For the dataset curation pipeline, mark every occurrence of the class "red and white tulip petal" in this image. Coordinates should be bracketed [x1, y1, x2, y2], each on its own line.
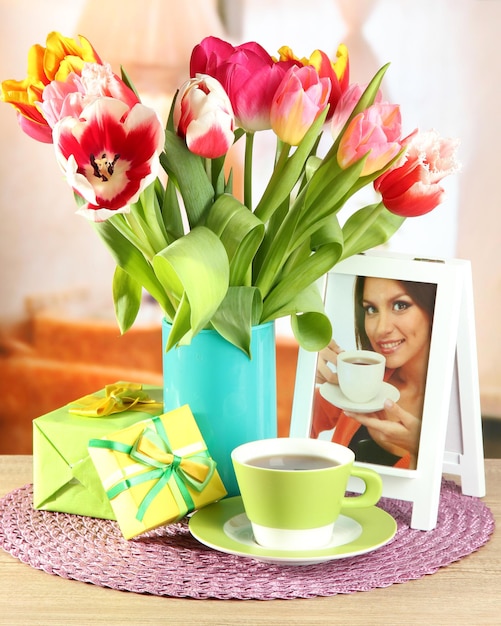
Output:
[174, 74, 234, 158]
[185, 109, 235, 158]
[53, 97, 163, 221]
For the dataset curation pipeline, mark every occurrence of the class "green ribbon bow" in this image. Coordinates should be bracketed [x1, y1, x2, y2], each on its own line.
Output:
[89, 416, 216, 521]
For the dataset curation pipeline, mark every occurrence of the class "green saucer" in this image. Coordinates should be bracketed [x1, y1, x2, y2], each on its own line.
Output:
[189, 496, 397, 565]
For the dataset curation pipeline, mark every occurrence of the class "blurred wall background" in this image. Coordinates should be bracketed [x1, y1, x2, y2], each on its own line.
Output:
[0, 0, 500, 418]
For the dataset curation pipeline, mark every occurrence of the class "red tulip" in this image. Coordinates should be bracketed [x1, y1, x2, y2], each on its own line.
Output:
[374, 130, 460, 217]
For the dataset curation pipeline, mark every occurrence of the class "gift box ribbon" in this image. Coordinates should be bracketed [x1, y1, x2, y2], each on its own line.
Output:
[69, 383, 163, 417]
[89, 416, 216, 521]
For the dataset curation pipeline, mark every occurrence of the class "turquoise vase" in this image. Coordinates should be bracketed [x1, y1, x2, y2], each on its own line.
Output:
[162, 319, 277, 496]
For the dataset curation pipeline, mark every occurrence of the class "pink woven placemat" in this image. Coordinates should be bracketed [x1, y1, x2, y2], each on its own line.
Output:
[0, 480, 494, 600]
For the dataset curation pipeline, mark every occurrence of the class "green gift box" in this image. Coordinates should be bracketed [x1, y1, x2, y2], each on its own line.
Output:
[33, 382, 164, 519]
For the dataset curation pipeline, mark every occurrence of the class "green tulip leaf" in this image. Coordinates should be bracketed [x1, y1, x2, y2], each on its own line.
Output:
[120, 66, 140, 99]
[92, 218, 174, 319]
[341, 203, 405, 260]
[251, 196, 290, 280]
[210, 286, 263, 356]
[254, 107, 329, 223]
[297, 156, 367, 243]
[165, 293, 195, 349]
[161, 176, 185, 242]
[160, 130, 214, 228]
[310, 215, 344, 251]
[152, 226, 230, 349]
[254, 198, 303, 297]
[112, 265, 143, 334]
[291, 311, 333, 351]
[129, 183, 170, 253]
[262, 242, 342, 321]
[261, 282, 332, 351]
[305, 155, 322, 181]
[254, 157, 363, 298]
[351, 64, 390, 119]
[206, 194, 265, 285]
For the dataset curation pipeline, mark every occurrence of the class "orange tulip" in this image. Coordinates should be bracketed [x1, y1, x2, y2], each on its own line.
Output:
[1, 31, 101, 142]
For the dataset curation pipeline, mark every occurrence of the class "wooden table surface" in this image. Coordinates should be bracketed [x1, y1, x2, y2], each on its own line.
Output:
[0, 456, 498, 626]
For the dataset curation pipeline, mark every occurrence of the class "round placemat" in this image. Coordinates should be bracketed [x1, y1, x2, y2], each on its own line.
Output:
[0, 480, 494, 600]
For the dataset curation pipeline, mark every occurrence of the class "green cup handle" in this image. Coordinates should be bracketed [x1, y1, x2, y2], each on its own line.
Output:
[341, 465, 383, 509]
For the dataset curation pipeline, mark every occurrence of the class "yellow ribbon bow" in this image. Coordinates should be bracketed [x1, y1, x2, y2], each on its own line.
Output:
[69, 382, 163, 417]
[135, 434, 212, 485]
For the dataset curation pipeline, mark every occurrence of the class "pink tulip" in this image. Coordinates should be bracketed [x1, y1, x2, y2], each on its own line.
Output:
[331, 83, 383, 140]
[190, 36, 236, 79]
[337, 103, 403, 176]
[174, 74, 235, 159]
[277, 44, 350, 121]
[16, 112, 54, 143]
[270, 65, 331, 145]
[41, 63, 139, 131]
[40, 73, 87, 128]
[53, 97, 164, 221]
[374, 130, 460, 217]
[190, 36, 296, 131]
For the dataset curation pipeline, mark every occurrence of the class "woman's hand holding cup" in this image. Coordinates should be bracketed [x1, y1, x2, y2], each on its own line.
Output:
[316, 340, 344, 385]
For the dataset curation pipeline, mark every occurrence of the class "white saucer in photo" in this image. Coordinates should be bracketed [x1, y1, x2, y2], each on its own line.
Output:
[319, 382, 400, 414]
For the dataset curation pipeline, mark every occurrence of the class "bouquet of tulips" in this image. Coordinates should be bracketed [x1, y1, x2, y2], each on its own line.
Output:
[1, 32, 459, 355]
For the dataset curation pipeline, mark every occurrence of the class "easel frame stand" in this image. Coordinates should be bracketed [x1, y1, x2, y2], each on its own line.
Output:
[290, 252, 485, 530]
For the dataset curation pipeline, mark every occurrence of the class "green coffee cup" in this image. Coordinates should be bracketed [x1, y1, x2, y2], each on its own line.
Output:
[231, 437, 383, 550]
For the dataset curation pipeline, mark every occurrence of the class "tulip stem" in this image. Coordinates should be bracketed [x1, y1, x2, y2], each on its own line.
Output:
[112, 212, 156, 261]
[244, 131, 255, 210]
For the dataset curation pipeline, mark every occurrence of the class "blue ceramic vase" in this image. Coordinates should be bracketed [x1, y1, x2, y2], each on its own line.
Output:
[162, 319, 277, 496]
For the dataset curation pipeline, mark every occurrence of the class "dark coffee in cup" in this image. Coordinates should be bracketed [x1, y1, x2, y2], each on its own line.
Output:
[343, 357, 381, 366]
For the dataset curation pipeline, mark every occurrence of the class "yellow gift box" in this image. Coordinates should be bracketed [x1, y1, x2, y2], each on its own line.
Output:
[88, 404, 227, 539]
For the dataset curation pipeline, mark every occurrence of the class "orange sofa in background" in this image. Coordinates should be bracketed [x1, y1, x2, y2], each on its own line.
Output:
[0, 313, 299, 454]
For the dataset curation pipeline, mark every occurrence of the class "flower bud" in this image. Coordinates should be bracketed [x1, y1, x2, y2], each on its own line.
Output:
[270, 65, 331, 146]
[337, 103, 402, 176]
[174, 74, 235, 159]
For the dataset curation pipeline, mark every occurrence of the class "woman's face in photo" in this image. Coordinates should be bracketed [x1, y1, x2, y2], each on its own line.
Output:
[362, 278, 432, 370]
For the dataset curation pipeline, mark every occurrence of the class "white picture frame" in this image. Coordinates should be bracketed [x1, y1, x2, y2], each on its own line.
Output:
[290, 251, 485, 530]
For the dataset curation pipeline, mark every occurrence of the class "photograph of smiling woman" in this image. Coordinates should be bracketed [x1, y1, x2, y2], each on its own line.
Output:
[311, 276, 437, 471]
